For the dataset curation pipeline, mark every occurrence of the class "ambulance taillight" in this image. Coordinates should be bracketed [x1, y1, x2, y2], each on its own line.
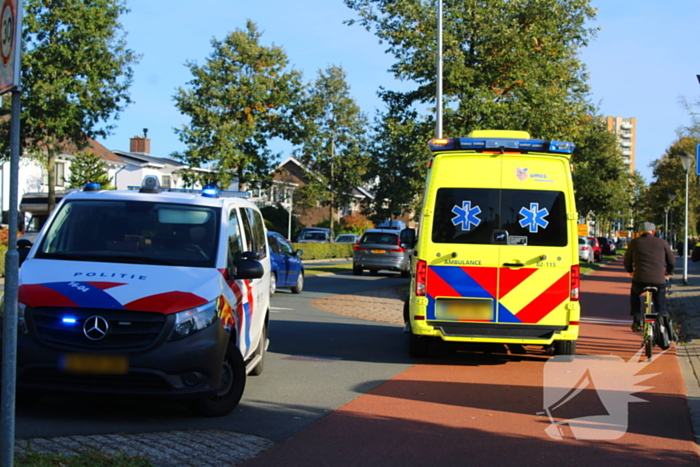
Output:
[415, 260, 427, 296]
[570, 265, 580, 301]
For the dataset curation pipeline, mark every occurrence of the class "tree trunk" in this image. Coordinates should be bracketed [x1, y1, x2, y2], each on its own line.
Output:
[47, 149, 56, 214]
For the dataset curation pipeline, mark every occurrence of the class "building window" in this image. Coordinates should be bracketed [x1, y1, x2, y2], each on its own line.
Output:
[162, 175, 171, 188]
[43, 162, 65, 187]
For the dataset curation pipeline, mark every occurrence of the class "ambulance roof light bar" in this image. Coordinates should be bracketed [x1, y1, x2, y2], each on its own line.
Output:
[428, 137, 575, 154]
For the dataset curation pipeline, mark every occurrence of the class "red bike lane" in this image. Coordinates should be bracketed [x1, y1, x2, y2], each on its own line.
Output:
[242, 260, 699, 467]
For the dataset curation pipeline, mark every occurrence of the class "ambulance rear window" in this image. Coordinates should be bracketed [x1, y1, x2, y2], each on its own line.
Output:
[432, 188, 567, 246]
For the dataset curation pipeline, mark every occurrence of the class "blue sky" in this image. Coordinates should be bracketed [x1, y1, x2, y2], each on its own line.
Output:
[100, 0, 700, 183]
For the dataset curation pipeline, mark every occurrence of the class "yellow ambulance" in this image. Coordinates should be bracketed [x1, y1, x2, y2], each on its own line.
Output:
[401, 130, 580, 358]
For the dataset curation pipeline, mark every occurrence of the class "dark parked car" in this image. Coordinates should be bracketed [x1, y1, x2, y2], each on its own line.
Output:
[597, 237, 617, 255]
[353, 228, 412, 277]
[267, 231, 304, 295]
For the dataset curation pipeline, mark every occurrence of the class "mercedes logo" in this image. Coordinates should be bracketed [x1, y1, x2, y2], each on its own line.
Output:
[83, 316, 109, 341]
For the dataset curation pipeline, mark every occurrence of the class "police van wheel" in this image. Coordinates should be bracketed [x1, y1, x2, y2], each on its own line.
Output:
[353, 265, 363, 275]
[291, 272, 304, 294]
[553, 340, 576, 359]
[409, 333, 430, 358]
[193, 342, 246, 417]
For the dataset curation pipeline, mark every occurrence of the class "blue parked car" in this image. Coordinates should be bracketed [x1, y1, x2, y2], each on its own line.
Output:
[267, 231, 304, 296]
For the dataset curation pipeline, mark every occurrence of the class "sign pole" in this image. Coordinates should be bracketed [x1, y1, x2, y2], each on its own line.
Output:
[0, 1, 22, 466]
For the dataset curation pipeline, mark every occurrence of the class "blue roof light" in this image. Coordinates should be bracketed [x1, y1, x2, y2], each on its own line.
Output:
[201, 184, 219, 198]
[83, 182, 101, 192]
[548, 140, 576, 154]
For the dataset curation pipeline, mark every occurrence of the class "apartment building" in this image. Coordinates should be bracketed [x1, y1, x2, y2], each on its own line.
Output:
[605, 116, 636, 173]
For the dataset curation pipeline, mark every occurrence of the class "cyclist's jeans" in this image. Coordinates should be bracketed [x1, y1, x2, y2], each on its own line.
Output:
[630, 281, 667, 317]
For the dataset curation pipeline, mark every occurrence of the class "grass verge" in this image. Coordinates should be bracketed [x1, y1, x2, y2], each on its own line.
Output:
[15, 449, 152, 467]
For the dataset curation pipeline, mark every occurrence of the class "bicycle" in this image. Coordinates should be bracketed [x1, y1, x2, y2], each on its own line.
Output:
[639, 286, 658, 360]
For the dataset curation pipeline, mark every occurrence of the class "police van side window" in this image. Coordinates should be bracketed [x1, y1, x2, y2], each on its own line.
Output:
[228, 208, 244, 273]
[432, 188, 567, 246]
[241, 207, 267, 260]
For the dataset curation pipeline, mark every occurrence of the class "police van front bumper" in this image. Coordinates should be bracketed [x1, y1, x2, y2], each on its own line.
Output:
[15, 319, 230, 400]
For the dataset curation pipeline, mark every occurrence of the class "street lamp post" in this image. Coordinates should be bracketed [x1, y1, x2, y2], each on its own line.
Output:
[669, 192, 677, 245]
[664, 205, 670, 241]
[680, 153, 693, 285]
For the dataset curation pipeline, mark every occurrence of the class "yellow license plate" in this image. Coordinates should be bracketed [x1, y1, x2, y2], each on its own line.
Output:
[435, 298, 494, 321]
[371, 250, 386, 254]
[60, 353, 129, 375]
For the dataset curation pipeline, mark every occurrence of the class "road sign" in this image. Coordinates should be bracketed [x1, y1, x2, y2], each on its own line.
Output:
[0, 0, 20, 94]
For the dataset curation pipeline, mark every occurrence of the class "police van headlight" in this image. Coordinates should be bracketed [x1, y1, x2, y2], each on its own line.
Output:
[168, 300, 218, 341]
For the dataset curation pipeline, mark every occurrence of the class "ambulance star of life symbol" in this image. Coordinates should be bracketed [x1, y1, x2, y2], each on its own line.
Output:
[451, 201, 481, 231]
[540, 350, 662, 440]
[519, 202, 549, 233]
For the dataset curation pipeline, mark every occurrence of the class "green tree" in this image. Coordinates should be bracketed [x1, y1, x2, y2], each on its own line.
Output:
[295, 65, 369, 234]
[0, 0, 138, 212]
[570, 116, 629, 230]
[363, 90, 430, 223]
[345, 0, 597, 139]
[642, 137, 700, 241]
[66, 151, 113, 189]
[173, 20, 304, 190]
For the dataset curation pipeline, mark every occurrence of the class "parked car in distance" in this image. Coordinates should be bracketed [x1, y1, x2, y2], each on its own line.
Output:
[587, 236, 602, 262]
[597, 237, 617, 255]
[578, 236, 594, 263]
[334, 233, 360, 244]
[296, 227, 333, 243]
[353, 228, 412, 277]
[267, 231, 304, 295]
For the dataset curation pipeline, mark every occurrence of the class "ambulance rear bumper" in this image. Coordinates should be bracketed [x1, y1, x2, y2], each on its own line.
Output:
[426, 321, 569, 342]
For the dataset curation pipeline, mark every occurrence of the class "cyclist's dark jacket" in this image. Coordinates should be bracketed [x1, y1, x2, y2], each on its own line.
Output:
[624, 233, 675, 283]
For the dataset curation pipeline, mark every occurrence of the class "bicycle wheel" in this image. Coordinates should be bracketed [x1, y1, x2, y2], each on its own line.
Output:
[645, 322, 653, 360]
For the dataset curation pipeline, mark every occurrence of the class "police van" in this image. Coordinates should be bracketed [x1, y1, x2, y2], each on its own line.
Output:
[402, 130, 580, 358]
[11, 176, 271, 416]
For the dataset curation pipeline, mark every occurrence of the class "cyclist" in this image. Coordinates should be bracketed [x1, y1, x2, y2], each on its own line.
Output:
[624, 222, 675, 331]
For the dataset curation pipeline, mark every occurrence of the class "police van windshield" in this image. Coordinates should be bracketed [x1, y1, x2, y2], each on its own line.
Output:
[35, 200, 220, 268]
[431, 188, 567, 246]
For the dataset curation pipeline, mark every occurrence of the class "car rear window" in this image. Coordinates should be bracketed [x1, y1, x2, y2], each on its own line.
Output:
[361, 232, 399, 245]
[431, 188, 568, 247]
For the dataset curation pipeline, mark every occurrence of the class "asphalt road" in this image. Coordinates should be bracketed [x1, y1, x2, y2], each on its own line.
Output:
[14, 272, 413, 443]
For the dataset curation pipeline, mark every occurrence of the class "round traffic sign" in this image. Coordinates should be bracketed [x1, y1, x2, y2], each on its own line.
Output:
[1, 0, 14, 67]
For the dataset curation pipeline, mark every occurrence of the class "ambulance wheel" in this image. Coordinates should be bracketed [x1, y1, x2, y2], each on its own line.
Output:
[193, 342, 246, 417]
[269, 272, 277, 296]
[553, 340, 576, 360]
[250, 320, 268, 376]
[291, 272, 304, 294]
[353, 265, 363, 275]
[409, 333, 430, 358]
[403, 301, 410, 324]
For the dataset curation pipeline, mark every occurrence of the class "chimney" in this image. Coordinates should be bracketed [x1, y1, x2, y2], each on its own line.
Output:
[130, 129, 150, 154]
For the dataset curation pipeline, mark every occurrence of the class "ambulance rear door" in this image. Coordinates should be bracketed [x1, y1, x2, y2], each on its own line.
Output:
[495, 155, 573, 327]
